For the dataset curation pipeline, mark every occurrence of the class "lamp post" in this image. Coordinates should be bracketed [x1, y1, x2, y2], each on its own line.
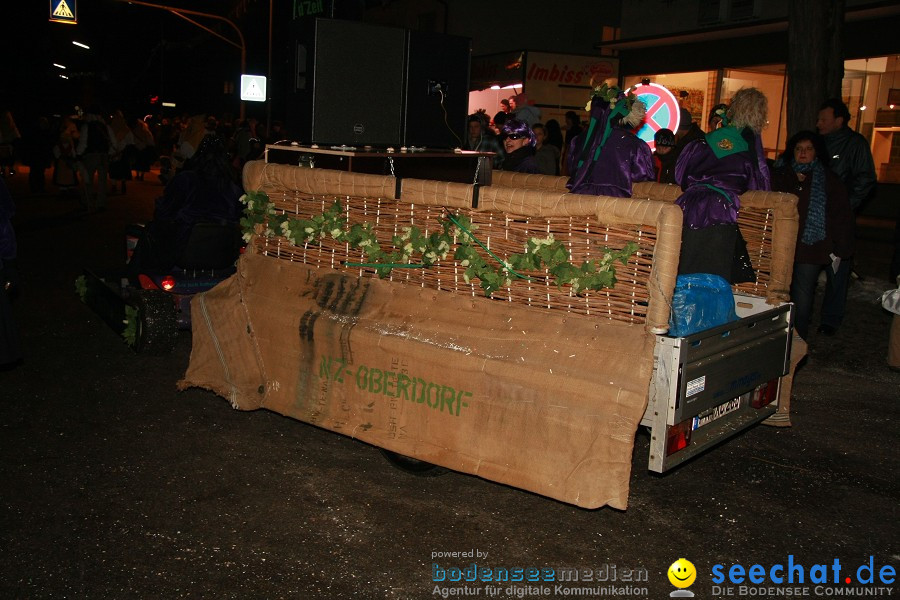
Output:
[112, 0, 247, 120]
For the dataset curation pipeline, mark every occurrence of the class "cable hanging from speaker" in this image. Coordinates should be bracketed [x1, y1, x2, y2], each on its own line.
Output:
[439, 90, 464, 147]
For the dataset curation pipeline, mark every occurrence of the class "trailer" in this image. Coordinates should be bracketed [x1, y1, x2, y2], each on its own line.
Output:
[179, 158, 802, 510]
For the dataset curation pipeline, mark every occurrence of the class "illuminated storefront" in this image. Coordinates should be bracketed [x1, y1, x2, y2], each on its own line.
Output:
[599, 2, 900, 177]
[620, 57, 900, 181]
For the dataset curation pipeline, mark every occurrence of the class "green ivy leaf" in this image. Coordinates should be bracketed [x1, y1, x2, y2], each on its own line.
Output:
[74, 275, 87, 302]
[122, 305, 138, 347]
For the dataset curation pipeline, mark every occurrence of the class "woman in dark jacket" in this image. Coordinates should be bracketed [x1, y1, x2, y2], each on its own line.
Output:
[772, 130, 854, 340]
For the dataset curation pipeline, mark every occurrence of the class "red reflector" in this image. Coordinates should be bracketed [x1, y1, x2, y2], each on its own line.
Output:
[666, 420, 693, 456]
[137, 274, 159, 290]
[751, 379, 779, 409]
[161, 275, 176, 291]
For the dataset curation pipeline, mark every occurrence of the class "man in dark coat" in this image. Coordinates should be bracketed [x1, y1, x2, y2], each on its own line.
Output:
[815, 98, 877, 335]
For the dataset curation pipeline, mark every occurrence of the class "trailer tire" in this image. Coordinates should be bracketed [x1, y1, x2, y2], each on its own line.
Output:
[379, 450, 448, 477]
[133, 290, 177, 355]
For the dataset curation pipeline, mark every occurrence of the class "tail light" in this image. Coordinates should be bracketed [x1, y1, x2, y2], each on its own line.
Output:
[751, 379, 779, 409]
[666, 420, 693, 455]
[161, 275, 176, 291]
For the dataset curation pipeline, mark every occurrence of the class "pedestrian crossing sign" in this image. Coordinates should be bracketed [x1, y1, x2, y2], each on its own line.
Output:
[240, 75, 267, 102]
[50, 0, 77, 24]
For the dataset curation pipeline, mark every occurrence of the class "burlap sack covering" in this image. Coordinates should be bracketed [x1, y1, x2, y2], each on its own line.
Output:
[179, 162, 688, 509]
[183, 252, 658, 509]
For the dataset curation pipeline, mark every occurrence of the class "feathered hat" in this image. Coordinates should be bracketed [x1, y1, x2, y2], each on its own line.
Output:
[573, 83, 646, 170]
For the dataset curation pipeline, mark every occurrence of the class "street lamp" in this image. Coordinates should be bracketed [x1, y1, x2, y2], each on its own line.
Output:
[112, 0, 247, 119]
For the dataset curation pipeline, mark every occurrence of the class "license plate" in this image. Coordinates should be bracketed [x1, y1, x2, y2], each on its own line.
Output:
[692, 397, 742, 430]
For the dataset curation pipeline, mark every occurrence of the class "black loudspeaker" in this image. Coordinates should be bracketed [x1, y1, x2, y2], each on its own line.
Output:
[311, 19, 406, 146]
[403, 31, 471, 148]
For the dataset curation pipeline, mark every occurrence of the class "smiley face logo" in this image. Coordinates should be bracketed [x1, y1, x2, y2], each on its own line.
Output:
[668, 558, 696, 588]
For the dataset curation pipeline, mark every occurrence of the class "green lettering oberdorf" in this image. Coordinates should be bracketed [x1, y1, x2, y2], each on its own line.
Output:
[319, 356, 471, 416]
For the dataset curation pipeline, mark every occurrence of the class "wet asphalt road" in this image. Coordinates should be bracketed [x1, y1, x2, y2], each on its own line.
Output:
[1, 169, 898, 599]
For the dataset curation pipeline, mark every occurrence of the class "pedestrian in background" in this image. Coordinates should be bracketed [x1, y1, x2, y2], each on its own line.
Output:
[131, 117, 157, 182]
[815, 98, 878, 336]
[707, 103, 728, 132]
[0, 110, 21, 177]
[772, 130, 854, 340]
[531, 123, 560, 176]
[0, 176, 20, 368]
[561, 111, 583, 176]
[52, 117, 79, 193]
[22, 116, 54, 194]
[108, 110, 135, 195]
[510, 93, 542, 127]
[652, 128, 677, 184]
[464, 113, 504, 169]
[544, 119, 564, 153]
[75, 107, 112, 213]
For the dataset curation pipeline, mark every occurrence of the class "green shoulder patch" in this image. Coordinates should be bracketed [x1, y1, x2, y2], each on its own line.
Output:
[706, 126, 748, 159]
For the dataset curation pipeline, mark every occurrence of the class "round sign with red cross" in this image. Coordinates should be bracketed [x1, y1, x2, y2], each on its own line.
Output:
[625, 82, 681, 151]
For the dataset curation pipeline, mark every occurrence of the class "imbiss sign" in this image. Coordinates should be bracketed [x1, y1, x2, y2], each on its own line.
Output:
[470, 51, 618, 115]
[524, 52, 618, 112]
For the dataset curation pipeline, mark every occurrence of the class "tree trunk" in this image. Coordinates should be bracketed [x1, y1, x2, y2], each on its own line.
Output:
[787, 0, 845, 137]
[825, 0, 846, 99]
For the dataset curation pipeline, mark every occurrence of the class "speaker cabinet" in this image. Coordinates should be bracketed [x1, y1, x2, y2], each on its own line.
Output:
[403, 30, 471, 148]
[311, 19, 406, 146]
[286, 19, 471, 149]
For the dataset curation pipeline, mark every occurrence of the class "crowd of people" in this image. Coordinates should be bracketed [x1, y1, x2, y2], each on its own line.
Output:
[0, 105, 262, 368]
[463, 94, 570, 175]
[0, 107, 283, 212]
[469, 85, 890, 358]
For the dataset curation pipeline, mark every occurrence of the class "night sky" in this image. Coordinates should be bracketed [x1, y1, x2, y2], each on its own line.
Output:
[3, 0, 620, 136]
[4, 1, 249, 127]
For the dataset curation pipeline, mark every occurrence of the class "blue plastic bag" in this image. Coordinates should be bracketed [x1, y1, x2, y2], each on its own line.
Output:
[668, 273, 738, 337]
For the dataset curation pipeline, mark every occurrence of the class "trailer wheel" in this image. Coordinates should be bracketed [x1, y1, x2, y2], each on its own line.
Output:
[133, 290, 177, 355]
[380, 450, 448, 477]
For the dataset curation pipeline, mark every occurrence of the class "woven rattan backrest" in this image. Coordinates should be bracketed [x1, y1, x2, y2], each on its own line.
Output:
[490, 170, 569, 191]
[632, 182, 798, 303]
[483, 177, 799, 304]
[244, 161, 683, 333]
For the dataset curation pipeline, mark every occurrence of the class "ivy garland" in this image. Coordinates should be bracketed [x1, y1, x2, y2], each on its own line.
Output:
[239, 191, 637, 297]
[122, 305, 138, 347]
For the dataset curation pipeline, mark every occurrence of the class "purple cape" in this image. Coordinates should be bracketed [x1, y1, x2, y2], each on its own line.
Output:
[566, 98, 654, 198]
[674, 133, 770, 229]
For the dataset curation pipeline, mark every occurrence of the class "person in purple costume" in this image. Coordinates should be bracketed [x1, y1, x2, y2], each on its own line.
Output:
[674, 87, 770, 282]
[499, 119, 540, 174]
[566, 83, 654, 198]
[674, 87, 770, 229]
